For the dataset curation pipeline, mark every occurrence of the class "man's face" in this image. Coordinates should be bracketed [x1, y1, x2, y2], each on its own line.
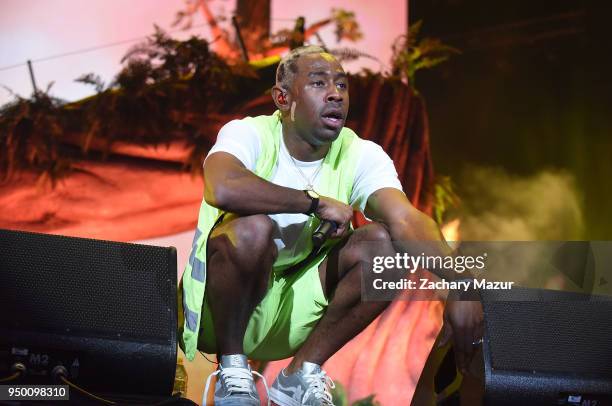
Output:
[289, 53, 349, 146]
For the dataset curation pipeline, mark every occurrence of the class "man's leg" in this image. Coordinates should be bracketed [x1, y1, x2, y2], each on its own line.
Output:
[205, 213, 277, 355]
[287, 222, 395, 372]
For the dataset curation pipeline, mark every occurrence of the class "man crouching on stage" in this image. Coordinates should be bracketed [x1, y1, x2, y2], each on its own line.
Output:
[178, 45, 483, 406]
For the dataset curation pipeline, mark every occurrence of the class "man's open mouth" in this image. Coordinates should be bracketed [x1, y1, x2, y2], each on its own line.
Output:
[321, 110, 344, 129]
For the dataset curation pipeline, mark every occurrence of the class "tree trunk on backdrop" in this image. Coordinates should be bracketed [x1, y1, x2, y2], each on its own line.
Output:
[235, 0, 271, 57]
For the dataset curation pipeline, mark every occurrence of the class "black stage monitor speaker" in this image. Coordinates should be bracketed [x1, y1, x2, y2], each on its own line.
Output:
[481, 287, 612, 406]
[0, 228, 177, 398]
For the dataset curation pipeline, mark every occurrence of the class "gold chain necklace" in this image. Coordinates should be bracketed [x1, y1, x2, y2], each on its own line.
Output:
[286, 148, 324, 192]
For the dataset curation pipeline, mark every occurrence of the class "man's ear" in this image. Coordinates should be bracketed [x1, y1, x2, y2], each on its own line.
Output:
[271, 85, 291, 111]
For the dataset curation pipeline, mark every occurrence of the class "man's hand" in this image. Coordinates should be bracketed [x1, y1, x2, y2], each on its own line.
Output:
[439, 300, 484, 374]
[315, 196, 354, 237]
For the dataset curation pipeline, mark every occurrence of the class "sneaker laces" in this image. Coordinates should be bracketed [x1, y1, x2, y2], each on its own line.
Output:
[303, 370, 335, 406]
[203, 366, 270, 406]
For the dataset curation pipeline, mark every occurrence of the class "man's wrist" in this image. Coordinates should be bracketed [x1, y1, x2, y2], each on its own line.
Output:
[303, 190, 320, 215]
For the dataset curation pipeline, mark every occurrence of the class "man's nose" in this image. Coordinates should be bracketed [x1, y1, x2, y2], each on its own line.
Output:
[326, 86, 343, 102]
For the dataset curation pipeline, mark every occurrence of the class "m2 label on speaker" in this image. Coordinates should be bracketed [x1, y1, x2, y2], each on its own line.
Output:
[28, 353, 49, 367]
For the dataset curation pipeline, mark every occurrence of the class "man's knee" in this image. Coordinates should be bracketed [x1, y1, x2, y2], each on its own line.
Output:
[211, 214, 277, 259]
[234, 214, 276, 248]
[343, 222, 393, 267]
[356, 222, 392, 243]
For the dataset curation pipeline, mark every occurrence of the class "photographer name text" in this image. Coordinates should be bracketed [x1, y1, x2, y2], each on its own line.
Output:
[372, 278, 514, 291]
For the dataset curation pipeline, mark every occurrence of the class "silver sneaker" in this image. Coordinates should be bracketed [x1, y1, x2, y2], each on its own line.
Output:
[270, 362, 335, 406]
[203, 354, 269, 406]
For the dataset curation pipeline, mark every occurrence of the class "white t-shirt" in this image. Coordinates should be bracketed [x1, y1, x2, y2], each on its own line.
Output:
[206, 119, 403, 263]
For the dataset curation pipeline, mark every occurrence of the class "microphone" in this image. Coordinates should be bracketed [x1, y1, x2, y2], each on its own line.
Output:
[312, 220, 338, 249]
[284, 220, 339, 277]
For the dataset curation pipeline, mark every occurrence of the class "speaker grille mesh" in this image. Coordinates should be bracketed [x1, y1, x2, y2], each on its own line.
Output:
[483, 294, 612, 377]
[0, 229, 174, 342]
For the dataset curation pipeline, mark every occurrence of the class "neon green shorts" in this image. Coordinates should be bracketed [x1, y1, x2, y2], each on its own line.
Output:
[198, 253, 330, 361]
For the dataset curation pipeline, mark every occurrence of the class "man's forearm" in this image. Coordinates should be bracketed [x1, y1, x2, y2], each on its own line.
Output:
[205, 166, 311, 215]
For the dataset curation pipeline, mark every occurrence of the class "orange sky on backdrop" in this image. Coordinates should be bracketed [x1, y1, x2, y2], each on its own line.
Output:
[0, 0, 405, 106]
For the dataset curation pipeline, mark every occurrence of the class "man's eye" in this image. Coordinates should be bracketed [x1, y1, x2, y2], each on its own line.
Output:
[312, 81, 325, 87]
[337, 82, 347, 89]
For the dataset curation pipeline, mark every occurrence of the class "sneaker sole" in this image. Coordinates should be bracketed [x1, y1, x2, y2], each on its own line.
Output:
[213, 397, 260, 406]
[269, 387, 301, 406]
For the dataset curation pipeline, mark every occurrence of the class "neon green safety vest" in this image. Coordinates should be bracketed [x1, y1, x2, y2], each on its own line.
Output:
[179, 110, 364, 361]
